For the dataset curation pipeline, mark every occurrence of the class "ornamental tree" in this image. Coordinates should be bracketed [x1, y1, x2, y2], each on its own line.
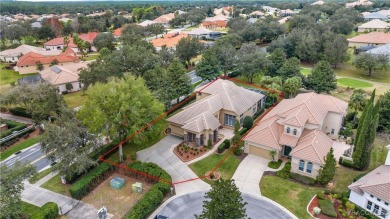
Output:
[305, 61, 337, 94]
[316, 147, 336, 185]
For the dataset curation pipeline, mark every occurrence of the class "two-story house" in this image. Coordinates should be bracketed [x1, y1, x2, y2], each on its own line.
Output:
[348, 145, 390, 219]
[244, 92, 348, 179]
[167, 79, 265, 147]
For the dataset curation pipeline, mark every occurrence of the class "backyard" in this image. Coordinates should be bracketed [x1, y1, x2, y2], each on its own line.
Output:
[63, 91, 87, 108]
[337, 78, 373, 88]
[189, 152, 240, 185]
[0, 63, 38, 86]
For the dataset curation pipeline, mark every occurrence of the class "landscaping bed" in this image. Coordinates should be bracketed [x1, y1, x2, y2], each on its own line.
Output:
[174, 143, 210, 162]
[82, 173, 152, 219]
[268, 159, 282, 169]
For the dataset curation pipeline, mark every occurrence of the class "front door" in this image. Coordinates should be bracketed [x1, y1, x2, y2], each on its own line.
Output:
[283, 146, 292, 157]
[200, 134, 204, 145]
[188, 132, 196, 142]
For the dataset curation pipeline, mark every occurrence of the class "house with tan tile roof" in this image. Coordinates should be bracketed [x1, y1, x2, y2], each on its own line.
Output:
[150, 32, 188, 51]
[153, 13, 175, 27]
[244, 92, 348, 179]
[348, 145, 390, 219]
[348, 32, 390, 48]
[358, 19, 390, 32]
[167, 79, 265, 147]
[44, 32, 99, 53]
[0, 45, 62, 63]
[39, 62, 88, 93]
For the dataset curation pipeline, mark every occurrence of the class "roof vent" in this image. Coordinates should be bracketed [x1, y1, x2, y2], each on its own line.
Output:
[50, 65, 62, 74]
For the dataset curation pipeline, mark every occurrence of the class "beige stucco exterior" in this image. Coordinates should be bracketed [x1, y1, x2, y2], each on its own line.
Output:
[15, 62, 75, 74]
[358, 27, 389, 32]
[244, 141, 280, 160]
[348, 41, 387, 48]
[290, 157, 321, 179]
[321, 112, 344, 139]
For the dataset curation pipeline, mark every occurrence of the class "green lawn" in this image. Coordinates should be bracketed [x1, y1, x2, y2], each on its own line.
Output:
[63, 91, 87, 108]
[29, 167, 53, 184]
[334, 63, 390, 84]
[83, 53, 99, 61]
[41, 174, 71, 197]
[189, 152, 240, 185]
[0, 63, 38, 85]
[300, 68, 311, 76]
[0, 137, 40, 161]
[21, 201, 45, 218]
[337, 78, 373, 88]
[260, 176, 321, 219]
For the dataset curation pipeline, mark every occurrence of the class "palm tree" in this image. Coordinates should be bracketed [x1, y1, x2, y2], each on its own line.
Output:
[269, 150, 277, 161]
[283, 76, 302, 98]
[349, 89, 367, 122]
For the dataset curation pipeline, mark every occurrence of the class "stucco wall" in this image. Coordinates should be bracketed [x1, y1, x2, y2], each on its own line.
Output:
[169, 124, 184, 137]
[44, 45, 64, 50]
[58, 82, 82, 93]
[349, 190, 367, 208]
[244, 140, 281, 160]
[290, 157, 320, 179]
[350, 191, 390, 219]
[321, 112, 343, 139]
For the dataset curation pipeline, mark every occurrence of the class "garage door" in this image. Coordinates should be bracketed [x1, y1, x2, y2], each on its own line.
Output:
[249, 145, 272, 160]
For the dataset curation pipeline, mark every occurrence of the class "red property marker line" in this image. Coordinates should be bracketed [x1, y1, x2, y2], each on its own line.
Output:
[99, 76, 284, 185]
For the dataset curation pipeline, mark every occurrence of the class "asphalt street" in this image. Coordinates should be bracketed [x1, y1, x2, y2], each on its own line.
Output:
[155, 191, 295, 219]
[1, 143, 52, 172]
[188, 70, 202, 84]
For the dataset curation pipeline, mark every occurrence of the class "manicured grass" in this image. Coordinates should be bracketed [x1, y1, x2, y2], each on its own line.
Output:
[0, 137, 40, 161]
[21, 201, 44, 219]
[189, 152, 240, 185]
[337, 78, 373, 88]
[0, 63, 38, 85]
[334, 63, 390, 84]
[83, 53, 99, 61]
[29, 167, 53, 184]
[41, 174, 71, 197]
[300, 68, 311, 76]
[260, 175, 321, 219]
[267, 160, 283, 169]
[63, 91, 87, 108]
[185, 24, 200, 31]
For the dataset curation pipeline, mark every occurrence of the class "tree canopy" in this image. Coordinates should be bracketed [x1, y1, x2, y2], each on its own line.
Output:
[305, 61, 336, 94]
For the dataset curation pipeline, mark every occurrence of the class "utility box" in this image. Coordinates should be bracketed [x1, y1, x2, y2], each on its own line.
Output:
[132, 182, 143, 193]
[110, 177, 125, 189]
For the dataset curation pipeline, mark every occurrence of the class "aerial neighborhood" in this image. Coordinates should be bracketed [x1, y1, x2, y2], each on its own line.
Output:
[0, 1, 389, 219]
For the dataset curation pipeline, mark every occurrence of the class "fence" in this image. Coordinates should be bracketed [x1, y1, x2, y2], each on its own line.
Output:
[0, 125, 34, 144]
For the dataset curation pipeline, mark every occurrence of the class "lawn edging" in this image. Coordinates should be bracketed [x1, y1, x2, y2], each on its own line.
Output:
[306, 194, 317, 218]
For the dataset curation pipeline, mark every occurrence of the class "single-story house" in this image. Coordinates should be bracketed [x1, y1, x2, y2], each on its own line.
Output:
[278, 16, 291, 24]
[348, 145, 390, 219]
[346, 0, 373, 8]
[200, 20, 228, 30]
[262, 6, 279, 15]
[249, 11, 265, 18]
[0, 45, 61, 62]
[15, 48, 80, 74]
[363, 12, 388, 21]
[150, 32, 188, 51]
[204, 15, 230, 22]
[366, 44, 390, 61]
[348, 32, 390, 48]
[39, 62, 88, 93]
[278, 9, 295, 17]
[358, 19, 390, 32]
[43, 32, 99, 52]
[153, 13, 175, 27]
[311, 1, 325, 5]
[244, 93, 348, 179]
[185, 27, 221, 40]
[213, 7, 231, 16]
[138, 20, 156, 27]
[167, 79, 266, 147]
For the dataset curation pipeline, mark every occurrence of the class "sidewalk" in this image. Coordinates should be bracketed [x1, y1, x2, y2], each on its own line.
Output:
[0, 113, 33, 124]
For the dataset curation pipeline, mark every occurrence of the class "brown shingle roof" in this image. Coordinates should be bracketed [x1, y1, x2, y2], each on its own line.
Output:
[348, 32, 390, 44]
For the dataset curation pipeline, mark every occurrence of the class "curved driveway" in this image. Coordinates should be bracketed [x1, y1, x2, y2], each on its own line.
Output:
[153, 190, 296, 219]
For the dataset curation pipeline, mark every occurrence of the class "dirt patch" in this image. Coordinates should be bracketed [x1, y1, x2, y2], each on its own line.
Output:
[205, 171, 220, 181]
[82, 173, 152, 219]
[289, 190, 299, 200]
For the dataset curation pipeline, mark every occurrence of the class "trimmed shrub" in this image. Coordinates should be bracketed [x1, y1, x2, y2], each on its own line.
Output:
[218, 143, 225, 154]
[233, 147, 242, 156]
[267, 160, 282, 169]
[276, 162, 291, 179]
[223, 139, 230, 149]
[41, 202, 58, 219]
[69, 162, 113, 199]
[341, 159, 354, 168]
[290, 172, 315, 185]
[243, 116, 253, 130]
[0, 119, 28, 138]
[317, 191, 325, 200]
[318, 199, 337, 218]
[9, 107, 32, 118]
[239, 128, 248, 136]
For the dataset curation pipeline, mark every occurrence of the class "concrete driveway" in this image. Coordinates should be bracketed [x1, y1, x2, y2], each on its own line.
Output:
[152, 190, 296, 219]
[232, 154, 269, 196]
[137, 135, 210, 195]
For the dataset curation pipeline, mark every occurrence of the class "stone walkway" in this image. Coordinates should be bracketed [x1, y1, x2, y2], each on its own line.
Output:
[232, 154, 269, 196]
[137, 135, 210, 195]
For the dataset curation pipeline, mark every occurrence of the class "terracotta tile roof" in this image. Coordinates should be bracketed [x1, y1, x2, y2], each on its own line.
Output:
[244, 116, 283, 150]
[17, 51, 79, 67]
[0, 45, 61, 57]
[138, 20, 156, 27]
[282, 107, 309, 127]
[153, 13, 175, 24]
[79, 32, 99, 43]
[348, 165, 390, 203]
[358, 19, 390, 29]
[348, 32, 390, 44]
[290, 130, 333, 164]
[204, 15, 230, 22]
[182, 113, 221, 133]
[250, 11, 264, 16]
[279, 133, 300, 147]
[40, 62, 88, 85]
[202, 20, 228, 28]
[44, 32, 99, 47]
[113, 27, 123, 37]
[151, 33, 188, 48]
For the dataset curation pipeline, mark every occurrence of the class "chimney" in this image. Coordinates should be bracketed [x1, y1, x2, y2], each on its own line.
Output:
[386, 144, 390, 166]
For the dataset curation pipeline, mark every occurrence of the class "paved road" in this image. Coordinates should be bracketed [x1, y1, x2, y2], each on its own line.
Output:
[152, 190, 296, 219]
[1, 143, 52, 172]
[137, 135, 210, 195]
[232, 154, 269, 196]
[0, 113, 33, 124]
[188, 70, 202, 84]
[145, 25, 191, 41]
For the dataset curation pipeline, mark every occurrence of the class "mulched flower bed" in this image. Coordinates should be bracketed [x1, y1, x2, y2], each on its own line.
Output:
[308, 195, 366, 219]
[205, 171, 220, 181]
[174, 143, 210, 162]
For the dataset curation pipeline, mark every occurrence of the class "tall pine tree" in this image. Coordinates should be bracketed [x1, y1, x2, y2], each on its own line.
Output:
[316, 148, 336, 185]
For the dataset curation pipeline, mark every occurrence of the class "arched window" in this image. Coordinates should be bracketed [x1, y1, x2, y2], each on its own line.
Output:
[306, 162, 313, 173]
[287, 127, 290, 134]
[299, 160, 305, 171]
[293, 129, 297, 135]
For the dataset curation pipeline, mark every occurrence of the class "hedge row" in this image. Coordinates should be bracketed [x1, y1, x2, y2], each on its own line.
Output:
[0, 119, 27, 138]
[69, 162, 113, 199]
[9, 107, 32, 118]
[218, 143, 225, 154]
[41, 202, 59, 219]
[276, 162, 291, 179]
[319, 199, 337, 218]
[290, 172, 315, 185]
[338, 157, 354, 169]
[127, 161, 172, 219]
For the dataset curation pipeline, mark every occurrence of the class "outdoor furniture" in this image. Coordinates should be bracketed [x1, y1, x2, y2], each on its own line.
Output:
[132, 182, 143, 193]
[110, 177, 125, 189]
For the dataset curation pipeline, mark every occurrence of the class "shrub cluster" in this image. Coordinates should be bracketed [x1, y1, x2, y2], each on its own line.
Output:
[338, 157, 354, 168]
[9, 107, 32, 118]
[318, 199, 337, 218]
[127, 161, 172, 219]
[243, 116, 253, 130]
[290, 172, 316, 185]
[223, 139, 230, 149]
[276, 162, 291, 179]
[41, 202, 59, 219]
[0, 119, 27, 138]
[69, 162, 113, 199]
[217, 143, 225, 154]
[317, 191, 325, 200]
[267, 160, 282, 169]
